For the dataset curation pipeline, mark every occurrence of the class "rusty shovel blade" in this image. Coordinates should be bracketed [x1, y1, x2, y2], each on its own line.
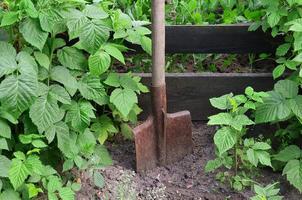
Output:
[133, 111, 193, 173]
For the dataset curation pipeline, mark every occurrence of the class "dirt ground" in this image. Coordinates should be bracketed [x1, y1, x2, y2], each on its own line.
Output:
[76, 123, 302, 200]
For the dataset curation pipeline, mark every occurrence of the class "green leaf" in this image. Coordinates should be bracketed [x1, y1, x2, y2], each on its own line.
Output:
[66, 9, 89, 39]
[282, 160, 302, 192]
[93, 172, 105, 188]
[1, 12, 19, 27]
[110, 88, 138, 117]
[29, 93, 62, 132]
[230, 115, 254, 131]
[120, 123, 133, 140]
[19, 18, 48, 51]
[288, 96, 302, 118]
[71, 183, 81, 192]
[104, 73, 120, 87]
[50, 66, 77, 96]
[34, 52, 50, 70]
[209, 94, 233, 110]
[78, 75, 107, 105]
[0, 155, 11, 177]
[45, 121, 69, 144]
[103, 43, 125, 64]
[58, 187, 75, 200]
[255, 91, 291, 123]
[49, 85, 71, 105]
[32, 140, 47, 148]
[39, 9, 63, 33]
[0, 190, 21, 200]
[256, 151, 272, 167]
[276, 43, 291, 56]
[93, 145, 112, 166]
[91, 115, 118, 144]
[274, 145, 302, 162]
[274, 80, 298, 99]
[9, 159, 30, 190]
[83, 5, 108, 19]
[273, 65, 285, 79]
[205, 158, 223, 172]
[140, 36, 152, 55]
[57, 47, 87, 70]
[20, 0, 38, 18]
[65, 101, 96, 132]
[47, 175, 62, 193]
[80, 19, 110, 54]
[0, 74, 37, 115]
[214, 127, 237, 155]
[208, 113, 232, 126]
[247, 149, 259, 167]
[253, 142, 271, 150]
[267, 12, 281, 27]
[0, 42, 17, 78]
[63, 159, 74, 172]
[88, 51, 111, 76]
[0, 119, 11, 139]
[0, 138, 9, 150]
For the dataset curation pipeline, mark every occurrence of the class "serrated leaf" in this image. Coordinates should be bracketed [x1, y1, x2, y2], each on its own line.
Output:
[140, 36, 152, 55]
[256, 151, 272, 167]
[0, 138, 9, 150]
[0, 42, 17, 78]
[110, 88, 138, 117]
[50, 66, 77, 96]
[230, 114, 254, 131]
[34, 52, 50, 70]
[253, 142, 271, 150]
[1, 11, 19, 27]
[19, 18, 48, 50]
[65, 101, 96, 132]
[282, 159, 302, 192]
[214, 127, 237, 155]
[80, 19, 110, 54]
[45, 121, 69, 144]
[103, 43, 125, 64]
[209, 94, 233, 110]
[83, 5, 108, 19]
[247, 149, 259, 167]
[120, 123, 133, 140]
[39, 9, 63, 33]
[274, 145, 302, 162]
[88, 51, 111, 76]
[0, 74, 37, 116]
[0, 189, 21, 200]
[208, 113, 232, 126]
[78, 75, 107, 105]
[288, 96, 302, 118]
[276, 43, 291, 56]
[274, 80, 298, 99]
[255, 91, 291, 123]
[58, 187, 75, 200]
[0, 155, 11, 177]
[0, 119, 11, 139]
[9, 159, 30, 190]
[104, 73, 120, 87]
[29, 93, 62, 132]
[66, 9, 90, 40]
[57, 47, 87, 70]
[205, 158, 223, 173]
[49, 85, 71, 105]
[91, 115, 118, 144]
[93, 145, 112, 166]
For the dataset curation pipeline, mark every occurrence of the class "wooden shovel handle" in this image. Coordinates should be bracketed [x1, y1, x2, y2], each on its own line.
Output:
[152, 0, 165, 87]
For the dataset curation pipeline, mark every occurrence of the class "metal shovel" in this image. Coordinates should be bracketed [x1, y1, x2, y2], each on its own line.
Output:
[133, 0, 193, 172]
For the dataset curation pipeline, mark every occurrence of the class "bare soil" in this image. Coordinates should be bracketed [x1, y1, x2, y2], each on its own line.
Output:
[76, 123, 302, 200]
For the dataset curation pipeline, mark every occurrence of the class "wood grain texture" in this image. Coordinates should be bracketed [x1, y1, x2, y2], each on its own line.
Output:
[137, 73, 275, 121]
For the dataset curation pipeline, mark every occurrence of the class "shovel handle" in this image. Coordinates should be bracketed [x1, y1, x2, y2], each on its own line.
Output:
[152, 0, 165, 87]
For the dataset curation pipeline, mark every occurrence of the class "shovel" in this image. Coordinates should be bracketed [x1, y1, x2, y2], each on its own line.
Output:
[133, 0, 193, 172]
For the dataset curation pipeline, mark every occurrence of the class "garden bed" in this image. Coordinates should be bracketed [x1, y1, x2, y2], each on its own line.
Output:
[138, 73, 275, 120]
[76, 123, 302, 200]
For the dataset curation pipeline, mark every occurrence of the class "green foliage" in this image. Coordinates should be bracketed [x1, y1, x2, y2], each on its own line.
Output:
[0, 0, 150, 198]
[251, 183, 283, 200]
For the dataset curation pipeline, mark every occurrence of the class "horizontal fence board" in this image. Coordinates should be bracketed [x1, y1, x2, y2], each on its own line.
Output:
[137, 73, 274, 121]
[129, 24, 281, 54]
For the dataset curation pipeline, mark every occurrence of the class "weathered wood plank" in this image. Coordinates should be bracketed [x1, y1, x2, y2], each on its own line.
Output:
[137, 73, 274, 121]
[128, 24, 281, 54]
